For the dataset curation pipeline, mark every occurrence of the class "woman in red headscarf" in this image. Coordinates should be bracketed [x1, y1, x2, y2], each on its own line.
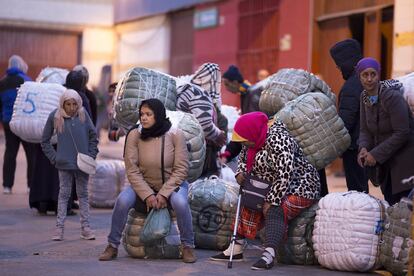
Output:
[210, 112, 320, 270]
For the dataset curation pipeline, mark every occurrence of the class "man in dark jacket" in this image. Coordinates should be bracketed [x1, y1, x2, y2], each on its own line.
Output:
[0, 55, 36, 194]
[330, 38, 368, 192]
[65, 70, 93, 120]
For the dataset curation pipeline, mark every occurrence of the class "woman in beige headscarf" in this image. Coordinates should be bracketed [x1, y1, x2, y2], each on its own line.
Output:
[42, 89, 98, 241]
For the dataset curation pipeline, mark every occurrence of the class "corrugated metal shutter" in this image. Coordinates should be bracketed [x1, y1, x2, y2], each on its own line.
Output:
[238, 0, 280, 83]
[169, 9, 194, 76]
[0, 27, 80, 79]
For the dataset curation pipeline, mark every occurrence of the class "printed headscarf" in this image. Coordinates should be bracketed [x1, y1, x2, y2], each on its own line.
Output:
[355, 57, 381, 76]
[139, 98, 172, 140]
[232, 112, 268, 172]
[54, 89, 85, 133]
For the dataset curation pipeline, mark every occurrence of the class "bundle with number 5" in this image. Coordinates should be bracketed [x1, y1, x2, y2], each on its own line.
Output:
[10, 81, 66, 143]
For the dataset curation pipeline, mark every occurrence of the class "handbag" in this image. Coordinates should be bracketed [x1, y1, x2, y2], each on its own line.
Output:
[68, 127, 96, 175]
[240, 174, 272, 211]
[366, 164, 387, 187]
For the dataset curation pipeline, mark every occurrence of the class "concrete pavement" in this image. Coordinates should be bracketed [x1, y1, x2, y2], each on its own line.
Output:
[0, 132, 380, 276]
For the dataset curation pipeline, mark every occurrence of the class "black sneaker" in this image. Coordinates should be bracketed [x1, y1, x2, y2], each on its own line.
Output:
[251, 258, 274, 270]
[210, 252, 243, 262]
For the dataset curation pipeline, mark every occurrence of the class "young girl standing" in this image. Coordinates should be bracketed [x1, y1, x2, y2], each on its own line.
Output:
[42, 89, 98, 241]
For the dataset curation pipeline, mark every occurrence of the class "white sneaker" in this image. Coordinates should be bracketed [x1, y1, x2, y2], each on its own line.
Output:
[3, 187, 11, 194]
[52, 228, 64, 241]
[80, 227, 96, 240]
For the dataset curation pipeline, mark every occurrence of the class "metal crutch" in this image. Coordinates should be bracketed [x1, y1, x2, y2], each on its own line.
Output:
[228, 185, 243, 269]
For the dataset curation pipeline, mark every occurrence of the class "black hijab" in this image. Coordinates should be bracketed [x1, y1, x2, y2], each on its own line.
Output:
[139, 98, 172, 140]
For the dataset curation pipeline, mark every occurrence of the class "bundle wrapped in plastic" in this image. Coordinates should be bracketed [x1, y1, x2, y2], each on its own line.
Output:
[167, 110, 205, 182]
[221, 104, 240, 141]
[36, 67, 69, 85]
[188, 176, 239, 250]
[313, 192, 388, 272]
[122, 209, 181, 259]
[396, 72, 414, 115]
[379, 198, 413, 275]
[113, 67, 177, 130]
[259, 68, 336, 115]
[275, 92, 350, 169]
[88, 160, 127, 208]
[277, 202, 319, 265]
[10, 81, 66, 143]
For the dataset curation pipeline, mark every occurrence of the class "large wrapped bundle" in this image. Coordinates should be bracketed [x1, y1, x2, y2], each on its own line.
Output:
[277, 202, 319, 265]
[259, 68, 336, 115]
[313, 192, 388, 272]
[113, 67, 177, 130]
[396, 72, 414, 115]
[10, 81, 66, 143]
[36, 67, 69, 85]
[88, 160, 127, 208]
[167, 110, 205, 182]
[188, 176, 239, 250]
[379, 199, 413, 275]
[275, 92, 350, 169]
[176, 82, 222, 141]
[221, 104, 240, 141]
[122, 209, 181, 259]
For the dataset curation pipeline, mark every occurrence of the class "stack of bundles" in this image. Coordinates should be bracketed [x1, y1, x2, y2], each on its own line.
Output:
[275, 92, 350, 170]
[188, 176, 239, 250]
[113, 67, 177, 131]
[10, 82, 66, 143]
[396, 72, 414, 115]
[313, 192, 388, 272]
[379, 198, 413, 275]
[167, 110, 205, 182]
[277, 202, 319, 265]
[36, 67, 69, 85]
[122, 209, 181, 259]
[88, 160, 127, 208]
[259, 68, 336, 116]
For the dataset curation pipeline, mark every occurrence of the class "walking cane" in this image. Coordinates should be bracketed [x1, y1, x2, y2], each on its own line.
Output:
[228, 185, 243, 269]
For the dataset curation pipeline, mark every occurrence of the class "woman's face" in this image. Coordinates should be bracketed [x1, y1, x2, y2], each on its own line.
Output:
[63, 99, 78, 117]
[140, 104, 156, 129]
[360, 68, 379, 92]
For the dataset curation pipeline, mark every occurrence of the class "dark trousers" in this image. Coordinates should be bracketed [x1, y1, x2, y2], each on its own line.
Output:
[342, 149, 369, 193]
[2, 123, 36, 189]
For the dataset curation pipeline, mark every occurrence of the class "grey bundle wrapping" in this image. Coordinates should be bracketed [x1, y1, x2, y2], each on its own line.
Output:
[113, 67, 177, 131]
[259, 68, 336, 115]
[275, 92, 350, 169]
[88, 160, 127, 208]
[277, 202, 319, 265]
[379, 199, 413, 276]
[167, 110, 206, 182]
[122, 209, 181, 259]
[188, 176, 239, 250]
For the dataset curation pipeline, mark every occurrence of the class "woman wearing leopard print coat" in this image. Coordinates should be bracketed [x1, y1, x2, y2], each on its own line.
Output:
[210, 111, 320, 270]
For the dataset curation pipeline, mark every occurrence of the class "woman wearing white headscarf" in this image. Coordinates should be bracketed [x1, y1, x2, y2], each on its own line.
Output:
[42, 89, 98, 241]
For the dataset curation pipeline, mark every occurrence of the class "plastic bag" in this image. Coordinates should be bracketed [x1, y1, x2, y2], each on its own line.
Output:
[140, 208, 171, 244]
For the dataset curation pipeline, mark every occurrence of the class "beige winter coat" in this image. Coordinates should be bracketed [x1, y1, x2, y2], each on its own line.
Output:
[124, 127, 189, 200]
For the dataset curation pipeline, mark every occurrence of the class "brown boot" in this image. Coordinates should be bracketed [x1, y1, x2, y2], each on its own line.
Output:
[182, 246, 197, 263]
[99, 244, 118, 261]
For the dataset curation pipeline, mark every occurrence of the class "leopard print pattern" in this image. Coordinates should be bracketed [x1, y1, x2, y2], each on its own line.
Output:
[237, 120, 320, 206]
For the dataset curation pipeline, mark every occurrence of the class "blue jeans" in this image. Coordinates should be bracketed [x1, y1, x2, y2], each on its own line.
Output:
[107, 182, 194, 248]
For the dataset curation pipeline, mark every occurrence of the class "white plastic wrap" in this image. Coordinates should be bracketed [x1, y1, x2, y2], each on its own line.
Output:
[10, 81, 66, 143]
[313, 191, 388, 272]
[36, 67, 69, 85]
